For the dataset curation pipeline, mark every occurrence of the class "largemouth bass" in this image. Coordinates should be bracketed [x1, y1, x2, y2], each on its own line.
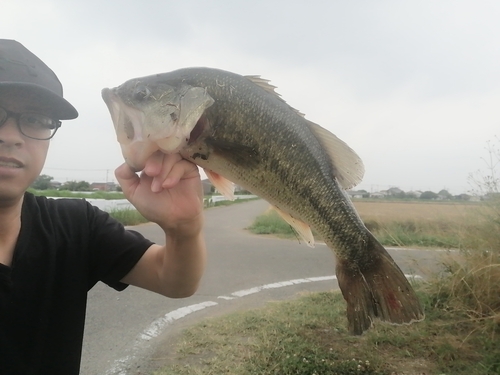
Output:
[102, 67, 424, 334]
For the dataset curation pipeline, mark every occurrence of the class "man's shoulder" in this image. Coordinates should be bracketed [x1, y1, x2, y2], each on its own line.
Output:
[24, 192, 97, 224]
[26, 192, 90, 210]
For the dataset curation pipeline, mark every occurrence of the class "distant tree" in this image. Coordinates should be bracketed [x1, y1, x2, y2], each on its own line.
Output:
[60, 180, 91, 191]
[438, 189, 452, 199]
[31, 174, 53, 190]
[468, 138, 500, 196]
[406, 191, 418, 199]
[395, 191, 406, 199]
[362, 192, 371, 198]
[420, 191, 438, 200]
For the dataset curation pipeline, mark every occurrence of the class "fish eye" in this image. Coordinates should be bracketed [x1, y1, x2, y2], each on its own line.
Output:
[133, 85, 151, 101]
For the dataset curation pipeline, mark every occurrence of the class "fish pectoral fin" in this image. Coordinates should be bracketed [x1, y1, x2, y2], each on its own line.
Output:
[204, 169, 235, 200]
[305, 120, 365, 190]
[273, 207, 315, 248]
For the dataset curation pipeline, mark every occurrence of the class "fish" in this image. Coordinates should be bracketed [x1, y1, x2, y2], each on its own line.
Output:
[101, 67, 424, 334]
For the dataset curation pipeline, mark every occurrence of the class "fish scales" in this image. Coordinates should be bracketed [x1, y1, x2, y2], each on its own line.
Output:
[102, 67, 424, 334]
[174, 69, 371, 263]
[165, 69, 363, 250]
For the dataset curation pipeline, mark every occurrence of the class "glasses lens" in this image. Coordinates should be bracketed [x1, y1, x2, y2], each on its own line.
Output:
[19, 113, 59, 140]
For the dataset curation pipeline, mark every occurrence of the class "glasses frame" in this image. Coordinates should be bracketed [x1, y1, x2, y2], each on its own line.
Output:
[0, 106, 61, 140]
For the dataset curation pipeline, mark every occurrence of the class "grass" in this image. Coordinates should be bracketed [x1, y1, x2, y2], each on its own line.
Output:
[355, 200, 487, 250]
[204, 197, 261, 208]
[248, 209, 297, 237]
[28, 188, 125, 200]
[151, 199, 500, 374]
[152, 286, 499, 375]
[248, 200, 488, 250]
[108, 208, 149, 226]
[29, 189, 257, 226]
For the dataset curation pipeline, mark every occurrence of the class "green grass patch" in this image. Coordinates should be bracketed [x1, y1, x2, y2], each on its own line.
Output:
[193, 201, 499, 374]
[248, 204, 484, 249]
[204, 197, 260, 208]
[366, 219, 462, 248]
[108, 208, 149, 226]
[28, 188, 125, 200]
[248, 209, 296, 236]
[152, 285, 499, 375]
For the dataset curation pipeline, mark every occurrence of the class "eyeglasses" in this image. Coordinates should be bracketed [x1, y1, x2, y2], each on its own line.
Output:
[0, 106, 61, 140]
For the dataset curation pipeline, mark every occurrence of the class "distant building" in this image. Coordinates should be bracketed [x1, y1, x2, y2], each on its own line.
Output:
[386, 187, 403, 196]
[90, 182, 117, 191]
[347, 190, 365, 199]
[201, 178, 250, 196]
[369, 192, 387, 198]
[50, 181, 62, 189]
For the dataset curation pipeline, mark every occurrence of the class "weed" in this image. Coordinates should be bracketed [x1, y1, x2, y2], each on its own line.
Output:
[28, 188, 125, 200]
[248, 210, 296, 236]
[108, 208, 148, 226]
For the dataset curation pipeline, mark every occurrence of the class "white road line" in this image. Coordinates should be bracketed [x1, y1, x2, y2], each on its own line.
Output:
[221, 276, 337, 299]
[105, 273, 421, 374]
[140, 301, 219, 340]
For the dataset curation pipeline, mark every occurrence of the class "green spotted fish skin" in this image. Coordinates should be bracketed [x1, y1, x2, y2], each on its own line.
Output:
[102, 67, 424, 334]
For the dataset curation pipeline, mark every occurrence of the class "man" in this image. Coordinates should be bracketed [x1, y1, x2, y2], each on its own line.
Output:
[0, 39, 206, 374]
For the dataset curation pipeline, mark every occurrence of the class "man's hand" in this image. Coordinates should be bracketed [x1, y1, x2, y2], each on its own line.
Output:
[116, 151, 206, 298]
[115, 151, 203, 234]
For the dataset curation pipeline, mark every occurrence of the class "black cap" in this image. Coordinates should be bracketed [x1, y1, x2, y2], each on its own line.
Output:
[0, 39, 78, 120]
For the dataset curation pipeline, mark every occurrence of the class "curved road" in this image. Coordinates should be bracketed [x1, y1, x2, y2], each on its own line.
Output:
[80, 199, 441, 375]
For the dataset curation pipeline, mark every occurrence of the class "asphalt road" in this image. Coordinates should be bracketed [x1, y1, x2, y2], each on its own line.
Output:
[80, 199, 442, 375]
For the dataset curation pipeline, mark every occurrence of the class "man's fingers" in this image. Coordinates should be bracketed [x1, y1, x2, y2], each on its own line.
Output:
[115, 163, 138, 185]
[148, 153, 183, 192]
[161, 159, 199, 189]
[118, 152, 199, 194]
[143, 151, 166, 177]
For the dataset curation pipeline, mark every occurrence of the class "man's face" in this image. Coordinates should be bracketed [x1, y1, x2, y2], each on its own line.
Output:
[0, 98, 51, 204]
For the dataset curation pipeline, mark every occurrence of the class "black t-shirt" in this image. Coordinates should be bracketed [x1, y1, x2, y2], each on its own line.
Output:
[0, 193, 153, 374]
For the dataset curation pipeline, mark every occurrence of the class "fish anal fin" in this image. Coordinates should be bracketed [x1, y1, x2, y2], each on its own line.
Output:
[205, 169, 235, 200]
[306, 120, 365, 190]
[336, 234, 424, 335]
[273, 206, 315, 248]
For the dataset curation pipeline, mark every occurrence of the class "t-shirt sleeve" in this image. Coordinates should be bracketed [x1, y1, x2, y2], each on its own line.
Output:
[85, 203, 154, 291]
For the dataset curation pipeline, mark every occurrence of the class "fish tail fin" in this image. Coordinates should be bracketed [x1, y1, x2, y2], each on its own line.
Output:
[336, 234, 424, 335]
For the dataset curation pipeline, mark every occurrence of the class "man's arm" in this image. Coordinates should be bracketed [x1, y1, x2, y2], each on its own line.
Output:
[121, 226, 206, 298]
[115, 152, 207, 297]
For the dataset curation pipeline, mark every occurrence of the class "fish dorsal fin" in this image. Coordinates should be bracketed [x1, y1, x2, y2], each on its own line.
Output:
[273, 206, 315, 248]
[245, 75, 306, 117]
[205, 169, 235, 200]
[305, 120, 365, 190]
[245, 75, 280, 96]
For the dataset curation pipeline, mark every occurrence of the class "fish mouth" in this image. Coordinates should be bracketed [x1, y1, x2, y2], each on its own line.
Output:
[188, 113, 209, 145]
[102, 88, 159, 171]
[102, 84, 214, 171]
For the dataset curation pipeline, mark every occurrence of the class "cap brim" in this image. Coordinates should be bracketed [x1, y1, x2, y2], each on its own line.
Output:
[0, 83, 78, 120]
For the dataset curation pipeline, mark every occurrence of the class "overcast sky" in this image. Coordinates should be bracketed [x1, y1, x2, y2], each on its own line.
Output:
[2, 1, 499, 194]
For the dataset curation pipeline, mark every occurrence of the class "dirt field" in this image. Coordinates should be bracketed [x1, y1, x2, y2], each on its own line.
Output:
[352, 199, 482, 224]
